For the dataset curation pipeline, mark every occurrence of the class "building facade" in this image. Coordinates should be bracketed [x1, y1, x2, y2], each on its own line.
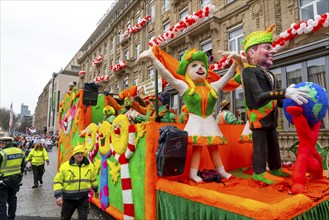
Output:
[48, 71, 79, 134]
[34, 71, 79, 135]
[75, 0, 328, 160]
[19, 103, 31, 121]
[34, 81, 51, 134]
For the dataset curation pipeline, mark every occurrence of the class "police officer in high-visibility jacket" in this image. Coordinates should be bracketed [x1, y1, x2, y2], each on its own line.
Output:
[0, 136, 25, 220]
[53, 145, 99, 220]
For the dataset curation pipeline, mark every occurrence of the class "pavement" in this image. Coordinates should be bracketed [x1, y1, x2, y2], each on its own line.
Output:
[16, 148, 114, 220]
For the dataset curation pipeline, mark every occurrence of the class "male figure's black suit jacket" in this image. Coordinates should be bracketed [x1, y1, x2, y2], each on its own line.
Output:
[242, 65, 286, 130]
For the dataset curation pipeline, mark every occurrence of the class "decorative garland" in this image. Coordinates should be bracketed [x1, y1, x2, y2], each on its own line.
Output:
[272, 13, 329, 52]
[149, 5, 215, 47]
[79, 71, 86, 76]
[122, 15, 151, 40]
[92, 54, 103, 67]
[94, 75, 110, 83]
[110, 61, 126, 72]
[210, 13, 329, 71]
[209, 56, 233, 71]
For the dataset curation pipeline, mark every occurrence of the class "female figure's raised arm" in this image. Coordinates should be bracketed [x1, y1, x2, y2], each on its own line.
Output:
[137, 48, 188, 95]
[211, 51, 243, 92]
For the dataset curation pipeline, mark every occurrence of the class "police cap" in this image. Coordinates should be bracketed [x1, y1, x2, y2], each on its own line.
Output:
[0, 137, 13, 142]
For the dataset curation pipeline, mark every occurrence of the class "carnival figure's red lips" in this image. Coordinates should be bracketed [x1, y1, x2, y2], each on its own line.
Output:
[196, 71, 205, 76]
[114, 127, 120, 135]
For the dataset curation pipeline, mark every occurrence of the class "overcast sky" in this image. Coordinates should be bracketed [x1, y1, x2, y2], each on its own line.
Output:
[0, 0, 114, 114]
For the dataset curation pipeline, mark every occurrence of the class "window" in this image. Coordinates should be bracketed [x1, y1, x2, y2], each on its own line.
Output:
[126, 19, 131, 28]
[162, 0, 170, 13]
[135, 43, 140, 58]
[307, 57, 326, 88]
[124, 77, 129, 90]
[110, 38, 114, 54]
[227, 0, 235, 4]
[300, 0, 328, 20]
[104, 43, 107, 55]
[178, 49, 186, 61]
[117, 54, 121, 63]
[170, 93, 180, 114]
[115, 81, 120, 93]
[271, 68, 284, 129]
[133, 73, 138, 86]
[148, 67, 154, 80]
[286, 63, 302, 86]
[150, 2, 155, 23]
[149, 31, 155, 41]
[117, 30, 121, 43]
[89, 59, 92, 71]
[124, 48, 129, 60]
[269, 55, 328, 129]
[136, 15, 141, 24]
[110, 59, 113, 70]
[201, 0, 211, 8]
[163, 20, 170, 33]
[200, 40, 212, 59]
[104, 65, 107, 75]
[179, 8, 189, 21]
[228, 27, 244, 52]
[109, 85, 113, 93]
[234, 86, 247, 122]
[307, 57, 328, 128]
[285, 63, 306, 128]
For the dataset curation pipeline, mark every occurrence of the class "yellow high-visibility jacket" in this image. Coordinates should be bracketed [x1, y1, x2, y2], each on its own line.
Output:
[0, 146, 24, 177]
[53, 156, 98, 200]
[26, 148, 49, 166]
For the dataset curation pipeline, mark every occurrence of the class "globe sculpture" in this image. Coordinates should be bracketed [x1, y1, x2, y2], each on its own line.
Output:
[283, 82, 328, 127]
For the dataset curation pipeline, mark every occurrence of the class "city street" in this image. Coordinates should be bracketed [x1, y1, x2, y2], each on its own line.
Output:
[15, 148, 113, 220]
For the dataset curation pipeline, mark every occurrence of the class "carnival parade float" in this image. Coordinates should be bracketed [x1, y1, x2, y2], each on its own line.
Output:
[56, 8, 329, 220]
[56, 81, 328, 219]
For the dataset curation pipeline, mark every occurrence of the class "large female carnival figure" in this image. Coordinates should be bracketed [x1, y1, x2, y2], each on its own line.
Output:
[138, 47, 242, 182]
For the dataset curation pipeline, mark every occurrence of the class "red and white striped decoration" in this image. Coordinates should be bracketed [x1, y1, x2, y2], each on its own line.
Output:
[111, 124, 136, 219]
[79, 71, 86, 76]
[149, 5, 215, 47]
[92, 54, 103, 67]
[211, 13, 329, 71]
[110, 61, 127, 72]
[272, 13, 329, 52]
[209, 56, 233, 71]
[122, 15, 152, 40]
[94, 75, 110, 83]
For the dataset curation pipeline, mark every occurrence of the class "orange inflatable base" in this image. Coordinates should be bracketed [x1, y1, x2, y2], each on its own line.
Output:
[156, 176, 329, 219]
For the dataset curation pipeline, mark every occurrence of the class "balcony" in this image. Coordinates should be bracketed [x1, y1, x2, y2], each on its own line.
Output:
[112, 60, 134, 76]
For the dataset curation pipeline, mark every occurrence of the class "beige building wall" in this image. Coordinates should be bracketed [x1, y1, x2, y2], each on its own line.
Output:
[34, 81, 51, 133]
[48, 71, 79, 134]
[75, 0, 328, 161]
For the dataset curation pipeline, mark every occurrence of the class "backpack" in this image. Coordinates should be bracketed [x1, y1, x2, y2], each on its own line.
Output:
[156, 125, 188, 177]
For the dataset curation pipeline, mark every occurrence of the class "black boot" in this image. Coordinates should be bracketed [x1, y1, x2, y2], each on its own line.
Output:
[32, 184, 38, 188]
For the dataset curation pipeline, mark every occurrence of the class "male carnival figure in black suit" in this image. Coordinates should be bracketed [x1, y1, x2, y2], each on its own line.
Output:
[241, 25, 310, 184]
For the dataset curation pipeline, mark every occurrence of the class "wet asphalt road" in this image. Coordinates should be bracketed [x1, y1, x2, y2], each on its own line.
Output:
[15, 148, 114, 220]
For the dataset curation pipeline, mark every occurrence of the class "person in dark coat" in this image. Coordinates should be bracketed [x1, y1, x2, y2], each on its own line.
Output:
[241, 25, 310, 184]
